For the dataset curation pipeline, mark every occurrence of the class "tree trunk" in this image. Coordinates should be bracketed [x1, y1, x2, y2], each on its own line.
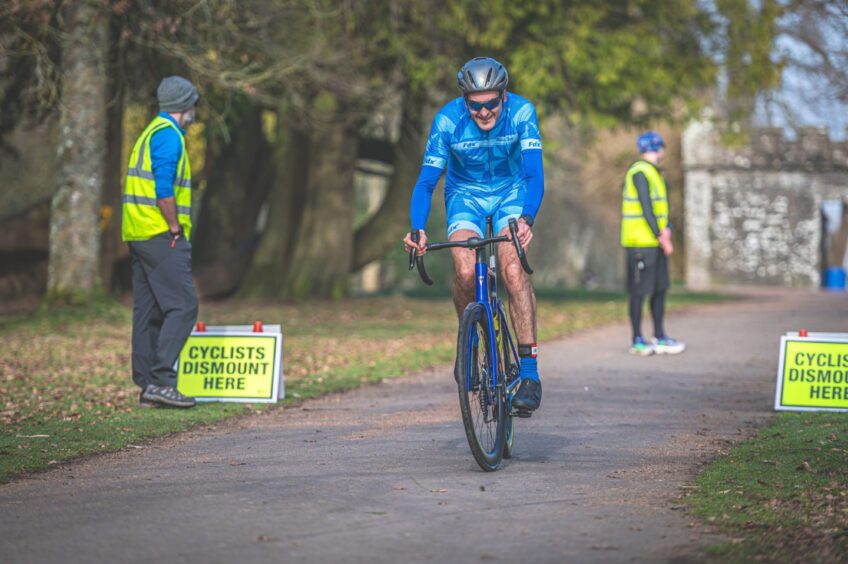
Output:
[100, 14, 127, 294]
[352, 93, 424, 271]
[47, 0, 108, 304]
[282, 103, 358, 298]
[238, 101, 308, 299]
[193, 105, 274, 298]
[239, 92, 358, 299]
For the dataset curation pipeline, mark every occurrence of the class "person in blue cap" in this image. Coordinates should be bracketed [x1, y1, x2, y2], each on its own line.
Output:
[621, 131, 686, 356]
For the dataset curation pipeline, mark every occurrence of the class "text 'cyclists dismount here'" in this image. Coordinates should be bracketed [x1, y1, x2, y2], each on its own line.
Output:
[775, 332, 848, 412]
[176, 324, 284, 403]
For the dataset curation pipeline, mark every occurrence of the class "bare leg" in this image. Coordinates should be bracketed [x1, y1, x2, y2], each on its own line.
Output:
[449, 229, 479, 318]
[498, 225, 541, 409]
[496, 227, 537, 343]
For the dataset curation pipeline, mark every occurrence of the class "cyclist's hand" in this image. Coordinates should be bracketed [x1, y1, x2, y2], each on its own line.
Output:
[403, 229, 428, 256]
[516, 219, 533, 250]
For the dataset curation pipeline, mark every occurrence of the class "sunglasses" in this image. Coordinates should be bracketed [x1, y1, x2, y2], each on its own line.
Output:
[465, 94, 503, 112]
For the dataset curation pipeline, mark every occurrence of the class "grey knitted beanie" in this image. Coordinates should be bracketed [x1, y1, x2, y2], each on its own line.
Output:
[157, 76, 199, 113]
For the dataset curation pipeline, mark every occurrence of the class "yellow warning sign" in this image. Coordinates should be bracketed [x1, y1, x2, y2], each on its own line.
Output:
[177, 333, 281, 402]
[775, 337, 848, 412]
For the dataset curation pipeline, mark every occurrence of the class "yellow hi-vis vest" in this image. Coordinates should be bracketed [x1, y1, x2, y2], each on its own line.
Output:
[122, 115, 192, 241]
[620, 160, 668, 247]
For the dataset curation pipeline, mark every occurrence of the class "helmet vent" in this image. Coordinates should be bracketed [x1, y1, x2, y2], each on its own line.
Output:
[457, 57, 509, 94]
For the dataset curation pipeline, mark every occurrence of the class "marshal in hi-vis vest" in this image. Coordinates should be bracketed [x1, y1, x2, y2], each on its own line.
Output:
[620, 160, 668, 247]
[122, 116, 192, 241]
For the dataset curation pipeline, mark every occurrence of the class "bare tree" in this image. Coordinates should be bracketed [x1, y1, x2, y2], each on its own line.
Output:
[778, 0, 848, 105]
[47, 0, 109, 303]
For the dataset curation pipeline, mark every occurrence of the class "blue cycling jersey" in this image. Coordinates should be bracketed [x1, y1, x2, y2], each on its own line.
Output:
[410, 92, 544, 230]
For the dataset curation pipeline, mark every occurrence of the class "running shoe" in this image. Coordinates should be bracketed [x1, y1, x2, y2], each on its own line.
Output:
[629, 336, 654, 356]
[652, 336, 686, 355]
[141, 385, 196, 408]
[139, 389, 160, 408]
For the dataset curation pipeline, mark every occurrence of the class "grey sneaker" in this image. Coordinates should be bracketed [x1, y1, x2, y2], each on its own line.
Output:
[141, 385, 196, 408]
[139, 389, 160, 408]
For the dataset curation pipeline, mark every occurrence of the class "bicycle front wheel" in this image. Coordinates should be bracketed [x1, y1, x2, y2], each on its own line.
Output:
[498, 308, 517, 459]
[457, 303, 505, 471]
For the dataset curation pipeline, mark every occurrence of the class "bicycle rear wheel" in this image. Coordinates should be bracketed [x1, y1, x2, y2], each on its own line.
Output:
[457, 303, 505, 471]
[498, 308, 517, 459]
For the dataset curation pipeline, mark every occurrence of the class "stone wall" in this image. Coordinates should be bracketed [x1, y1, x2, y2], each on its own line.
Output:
[683, 121, 848, 288]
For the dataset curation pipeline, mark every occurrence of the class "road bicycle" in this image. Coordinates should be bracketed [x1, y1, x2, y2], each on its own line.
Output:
[409, 217, 533, 471]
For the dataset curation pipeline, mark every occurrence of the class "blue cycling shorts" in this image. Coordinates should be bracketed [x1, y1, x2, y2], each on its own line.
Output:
[446, 185, 525, 238]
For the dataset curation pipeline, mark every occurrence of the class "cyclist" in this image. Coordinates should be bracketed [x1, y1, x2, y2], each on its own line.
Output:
[403, 56, 544, 412]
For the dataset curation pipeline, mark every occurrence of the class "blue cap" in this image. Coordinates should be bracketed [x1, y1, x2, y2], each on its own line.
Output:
[637, 131, 665, 153]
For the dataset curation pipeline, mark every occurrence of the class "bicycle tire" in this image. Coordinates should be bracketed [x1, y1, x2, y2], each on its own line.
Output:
[502, 390, 515, 459]
[497, 308, 516, 459]
[457, 302, 505, 471]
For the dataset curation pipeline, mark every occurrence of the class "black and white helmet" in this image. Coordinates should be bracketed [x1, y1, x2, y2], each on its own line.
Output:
[457, 57, 509, 95]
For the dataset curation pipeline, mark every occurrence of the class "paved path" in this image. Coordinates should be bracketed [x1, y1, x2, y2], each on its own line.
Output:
[1, 290, 843, 563]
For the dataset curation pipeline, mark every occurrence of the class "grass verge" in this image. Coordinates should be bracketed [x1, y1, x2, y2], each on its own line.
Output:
[1, 290, 724, 482]
[687, 412, 848, 561]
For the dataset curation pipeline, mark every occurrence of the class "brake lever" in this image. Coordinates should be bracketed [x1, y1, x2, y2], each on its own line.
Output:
[508, 218, 534, 275]
[408, 230, 433, 285]
[408, 230, 418, 272]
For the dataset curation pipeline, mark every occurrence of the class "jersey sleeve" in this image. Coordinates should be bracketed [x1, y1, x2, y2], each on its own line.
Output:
[521, 150, 544, 219]
[514, 100, 544, 219]
[409, 166, 443, 231]
[409, 112, 454, 230]
[514, 102, 543, 152]
[421, 112, 454, 169]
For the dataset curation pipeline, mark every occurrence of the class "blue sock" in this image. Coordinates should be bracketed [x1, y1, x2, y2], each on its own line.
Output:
[519, 357, 539, 382]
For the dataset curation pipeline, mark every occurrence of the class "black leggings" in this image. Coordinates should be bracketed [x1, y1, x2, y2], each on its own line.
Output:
[629, 290, 666, 340]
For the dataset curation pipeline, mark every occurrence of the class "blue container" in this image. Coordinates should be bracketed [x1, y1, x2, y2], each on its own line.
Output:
[823, 267, 846, 291]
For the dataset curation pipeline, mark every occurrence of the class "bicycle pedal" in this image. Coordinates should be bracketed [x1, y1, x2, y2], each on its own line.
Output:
[513, 409, 533, 418]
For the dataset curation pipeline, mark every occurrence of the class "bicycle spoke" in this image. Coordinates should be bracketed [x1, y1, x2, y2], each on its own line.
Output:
[467, 321, 498, 452]
[457, 303, 506, 471]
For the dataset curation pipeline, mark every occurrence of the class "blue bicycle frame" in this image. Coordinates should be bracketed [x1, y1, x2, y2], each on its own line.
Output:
[473, 240, 505, 397]
[409, 216, 533, 404]
[409, 217, 533, 469]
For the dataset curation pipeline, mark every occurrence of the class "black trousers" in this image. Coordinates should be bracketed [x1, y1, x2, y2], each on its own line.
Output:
[128, 234, 198, 389]
[625, 247, 670, 340]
